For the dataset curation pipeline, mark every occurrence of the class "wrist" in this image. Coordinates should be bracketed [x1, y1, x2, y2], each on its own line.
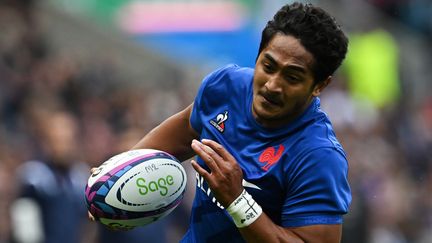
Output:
[226, 189, 262, 228]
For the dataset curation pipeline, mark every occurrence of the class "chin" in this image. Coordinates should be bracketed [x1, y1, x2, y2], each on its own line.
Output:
[252, 101, 279, 120]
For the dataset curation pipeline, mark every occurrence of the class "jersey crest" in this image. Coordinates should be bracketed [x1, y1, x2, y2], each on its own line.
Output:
[258, 145, 285, 171]
[209, 111, 228, 133]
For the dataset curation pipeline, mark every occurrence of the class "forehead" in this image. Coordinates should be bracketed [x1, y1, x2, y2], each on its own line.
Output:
[261, 33, 315, 71]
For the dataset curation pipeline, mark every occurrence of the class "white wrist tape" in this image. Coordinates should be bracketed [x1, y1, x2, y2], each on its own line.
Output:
[226, 189, 263, 228]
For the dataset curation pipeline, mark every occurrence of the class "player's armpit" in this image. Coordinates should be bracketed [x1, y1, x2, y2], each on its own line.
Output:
[132, 103, 199, 161]
[238, 212, 342, 243]
[286, 224, 342, 243]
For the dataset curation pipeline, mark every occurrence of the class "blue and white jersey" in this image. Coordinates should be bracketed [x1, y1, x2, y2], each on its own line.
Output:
[182, 64, 351, 243]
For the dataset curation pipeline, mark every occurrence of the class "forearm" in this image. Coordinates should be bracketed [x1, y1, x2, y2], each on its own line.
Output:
[132, 104, 198, 161]
[239, 214, 342, 243]
[225, 190, 303, 243]
[239, 213, 304, 243]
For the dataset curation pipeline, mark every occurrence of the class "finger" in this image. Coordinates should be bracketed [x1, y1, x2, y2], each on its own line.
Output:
[90, 167, 97, 174]
[191, 140, 222, 174]
[200, 141, 224, 162]
[88, 211, 95, 221]
[190, 159, 213, 183]
[201, 139, 234, 161]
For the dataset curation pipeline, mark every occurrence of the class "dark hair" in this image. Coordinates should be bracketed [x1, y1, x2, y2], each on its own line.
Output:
[257, 2, 348, 84]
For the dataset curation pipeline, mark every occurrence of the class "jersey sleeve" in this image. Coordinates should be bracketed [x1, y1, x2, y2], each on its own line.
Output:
[190, 64, 238, 133]
[281, 147, 351, 227]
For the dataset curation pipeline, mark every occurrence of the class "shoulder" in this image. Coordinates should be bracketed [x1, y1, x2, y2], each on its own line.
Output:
[17, 160, 89, 195]
[204, 64, 252, 80]
[291, 100, 346, 158]
[296, 147, 348, 174]
[16, 160, 57, 195]
[286, 146, 348, 185]
[284, 113, 349, 196]
[191, 64, 253, 133]
[200, 64, 254, 92]
[18, 160, 55, 184]
[287, 123, 348, 182]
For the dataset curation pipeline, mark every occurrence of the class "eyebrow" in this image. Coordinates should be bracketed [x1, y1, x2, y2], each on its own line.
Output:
[264, 53, 278, 65]
[263, 53, 307, 74]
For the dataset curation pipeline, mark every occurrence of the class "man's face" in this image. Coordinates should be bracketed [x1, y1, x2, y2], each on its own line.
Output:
[42, 112, 78, 165]
[252, 33, 328, 128]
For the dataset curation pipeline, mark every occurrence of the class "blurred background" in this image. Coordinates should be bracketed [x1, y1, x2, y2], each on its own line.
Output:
[0, 0, 431, 242]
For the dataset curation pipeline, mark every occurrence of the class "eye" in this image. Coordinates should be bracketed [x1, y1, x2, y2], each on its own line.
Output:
[285, 75, 301, 83]
[262, 62, 275, 73]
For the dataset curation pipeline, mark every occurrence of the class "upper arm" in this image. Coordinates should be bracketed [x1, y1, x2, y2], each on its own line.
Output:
[132, 104, 199, 161]
[132, 65, 238, 160]
[282, 148, 351, 227]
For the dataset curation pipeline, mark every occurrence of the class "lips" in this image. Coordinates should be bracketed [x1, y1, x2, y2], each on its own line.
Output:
[259, 92, 283, 107]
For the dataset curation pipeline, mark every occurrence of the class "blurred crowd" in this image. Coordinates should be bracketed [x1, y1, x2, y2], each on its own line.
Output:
[0, 0, 431, 243]
[366, 0, 432, 39]
[0, 1, 191, 242]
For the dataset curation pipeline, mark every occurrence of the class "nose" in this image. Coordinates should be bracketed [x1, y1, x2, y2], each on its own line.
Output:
[264, 75, 283, 93]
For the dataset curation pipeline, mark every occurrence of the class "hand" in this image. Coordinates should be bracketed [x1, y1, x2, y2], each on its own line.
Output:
[87, 167, 97, 222]
[190, 139, 244, 207]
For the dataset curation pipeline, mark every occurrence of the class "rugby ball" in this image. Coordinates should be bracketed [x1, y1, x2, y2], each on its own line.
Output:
[85, 149, 187, 229]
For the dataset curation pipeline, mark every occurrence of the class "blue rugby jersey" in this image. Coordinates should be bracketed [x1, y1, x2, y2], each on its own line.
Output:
[16, 160, 89, 243]
[182, 64, 351, 242]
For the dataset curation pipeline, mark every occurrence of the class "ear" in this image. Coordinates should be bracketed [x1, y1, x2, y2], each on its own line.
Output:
[312, 76, 332, 97]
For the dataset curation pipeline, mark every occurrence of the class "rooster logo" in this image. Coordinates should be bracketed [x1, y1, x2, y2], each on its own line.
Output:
[209, 111, 228, 132]
[258, 145, 285, 171]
